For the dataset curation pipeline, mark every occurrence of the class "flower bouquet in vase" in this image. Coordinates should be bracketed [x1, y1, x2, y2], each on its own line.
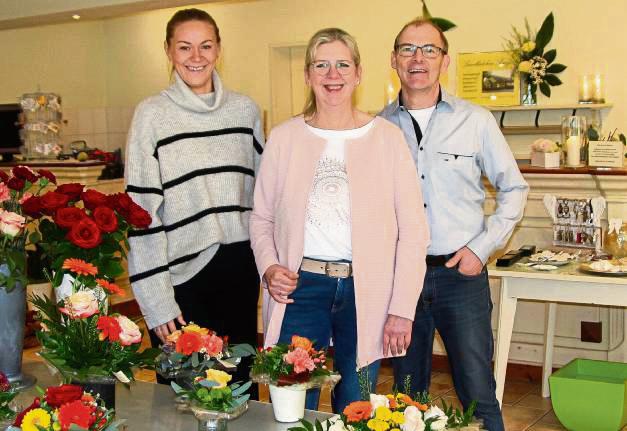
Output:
[7, 383, 124, 430]
[0, 372, 19, 428]
[155, 323, 256, 387]
[171, 369, 251, 431]
[290, 382, 483, 431]
[251, 336, 340, 423]
[0, 166, 57, 390]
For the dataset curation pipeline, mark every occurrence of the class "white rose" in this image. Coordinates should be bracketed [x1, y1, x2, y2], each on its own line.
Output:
[424, 405, 446, 422]
[430, 418, 449, 430]
[327, 417, 349, 431]
[402, 406, 425, 431]
[61, 290, 99, 318]
[369, 393, 389, 415]
[116, 315, 142, 346]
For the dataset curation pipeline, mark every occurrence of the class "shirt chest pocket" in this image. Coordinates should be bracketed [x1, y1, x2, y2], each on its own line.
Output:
[435, 151, 476, 173]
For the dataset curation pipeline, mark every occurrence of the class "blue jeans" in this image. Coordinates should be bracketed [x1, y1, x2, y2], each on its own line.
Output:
[278, 269, 380, 413]
[391, 265, 504, 431]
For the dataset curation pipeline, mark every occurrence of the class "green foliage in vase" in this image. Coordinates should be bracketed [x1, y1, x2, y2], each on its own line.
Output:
[419, 1, 457, 32]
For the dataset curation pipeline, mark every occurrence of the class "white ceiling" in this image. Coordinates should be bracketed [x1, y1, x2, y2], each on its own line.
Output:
[0, 0, 241, 30]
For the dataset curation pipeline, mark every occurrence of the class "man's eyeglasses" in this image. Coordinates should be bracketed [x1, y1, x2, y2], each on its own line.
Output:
[310, 60, 355, 76]
[395, 43, 446, 59]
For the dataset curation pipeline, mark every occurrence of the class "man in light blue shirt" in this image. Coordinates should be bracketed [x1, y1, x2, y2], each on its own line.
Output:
[380, 19, 528, 431]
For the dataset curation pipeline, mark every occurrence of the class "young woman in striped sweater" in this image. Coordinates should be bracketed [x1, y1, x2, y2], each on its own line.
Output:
[125, 9, 263, 394]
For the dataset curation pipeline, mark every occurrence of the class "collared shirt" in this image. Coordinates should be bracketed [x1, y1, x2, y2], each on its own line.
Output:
[379, 87, 529, 263]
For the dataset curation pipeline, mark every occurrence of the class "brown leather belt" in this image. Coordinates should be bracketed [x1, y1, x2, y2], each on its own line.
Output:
[426, 253, 456, 267]
[300, 257, 352, 278]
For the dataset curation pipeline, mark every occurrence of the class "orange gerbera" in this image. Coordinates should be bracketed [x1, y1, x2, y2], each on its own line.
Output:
[96, 278, 123, 295]
[386, 394, 398, 409]
[176, 331, 203, 355]
[343, 401, 372, 422]
[62, 258, 98, 276]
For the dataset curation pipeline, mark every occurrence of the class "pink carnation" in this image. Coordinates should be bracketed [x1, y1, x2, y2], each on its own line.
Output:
[0, 183, 9, 204]
[284, 347, 315, 374]
[201, 333, 224, 357]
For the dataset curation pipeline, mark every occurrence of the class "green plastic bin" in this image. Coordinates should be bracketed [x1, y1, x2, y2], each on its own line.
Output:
[549, 358, 627, 431]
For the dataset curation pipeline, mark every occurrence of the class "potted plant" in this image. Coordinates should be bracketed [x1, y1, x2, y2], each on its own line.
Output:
[171, 369, 251, 431]
[8, 383, 124, 430]
[0, 166, 56, 390]
[251, 336, 339, 423]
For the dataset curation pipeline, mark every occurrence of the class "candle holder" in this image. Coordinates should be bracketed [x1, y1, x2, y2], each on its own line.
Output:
[579, 74, 605, 104]
[562, 116, 587, 167]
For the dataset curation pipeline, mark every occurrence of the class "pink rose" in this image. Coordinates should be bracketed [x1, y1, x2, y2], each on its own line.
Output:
[201, 333, 224, 357]
[116, 315, 142, 346]
[0, 183, 9, 204]
[0, 209, 25, 237]
[284, 347, 315, 374]
[60, 290, 99, 319]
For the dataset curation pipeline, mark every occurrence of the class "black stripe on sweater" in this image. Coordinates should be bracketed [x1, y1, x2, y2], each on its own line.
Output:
[162, 166, 255, 190]
[127, 205, 251, 238]
[153, 127, 256, 158]
[253, 136, 263, 155]
[169, 251, 201, 267]
[128, 264, 169, 283]
[126, 185, 164, 196]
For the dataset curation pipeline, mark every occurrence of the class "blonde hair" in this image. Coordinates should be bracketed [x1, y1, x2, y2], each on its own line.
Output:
[302, 28, 361, 119]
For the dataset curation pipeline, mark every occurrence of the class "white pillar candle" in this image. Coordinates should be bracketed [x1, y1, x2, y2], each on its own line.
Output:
[579, 75, 592, 103]
[566, 136, 581, 167]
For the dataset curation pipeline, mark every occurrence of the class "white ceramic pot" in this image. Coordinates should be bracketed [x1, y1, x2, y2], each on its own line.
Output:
[269, 384, 306, 423]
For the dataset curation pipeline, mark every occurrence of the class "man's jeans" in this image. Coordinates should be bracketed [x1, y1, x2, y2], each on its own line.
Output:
[392, 265, 505, 431]
[278, 269, 380, 413]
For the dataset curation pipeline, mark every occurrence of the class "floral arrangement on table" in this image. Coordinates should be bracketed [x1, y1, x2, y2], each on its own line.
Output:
[8, 384, 124, 430]
[530, 138, 562, 168]
[0, 372, 18, 424]
[155, 323, 256, 379]
[30, 258, 158, 383]
[0, 166, 57, 291]
[289, 387, 481, 431]
[531, 138, 560, 154]
[503, 12, 566, 102]
[171, 369, 251, 414]
[250, 335, 339, 388]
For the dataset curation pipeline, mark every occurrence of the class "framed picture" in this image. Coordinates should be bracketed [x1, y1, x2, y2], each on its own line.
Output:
[456, 51, 520, 106]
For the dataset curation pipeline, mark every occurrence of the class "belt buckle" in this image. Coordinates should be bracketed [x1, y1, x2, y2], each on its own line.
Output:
[325, 262, 350, 278]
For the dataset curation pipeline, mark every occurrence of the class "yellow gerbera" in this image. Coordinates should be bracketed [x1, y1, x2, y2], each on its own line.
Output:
[21, 408, 51, 431]
[391, 411, 405, 425]
[375, 406, 392, 421]
[182, 323, 209, 335]
[367, 418, 390, 431]
[205, 369, 232, 389]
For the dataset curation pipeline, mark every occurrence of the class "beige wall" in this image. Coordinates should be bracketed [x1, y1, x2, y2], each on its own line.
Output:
[0, 0, 625, 143]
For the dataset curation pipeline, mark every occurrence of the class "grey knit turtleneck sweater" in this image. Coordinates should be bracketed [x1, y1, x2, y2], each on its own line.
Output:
[125, 70, 264, 329]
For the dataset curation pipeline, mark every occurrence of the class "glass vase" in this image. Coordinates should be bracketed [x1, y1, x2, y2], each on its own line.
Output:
[520, 73, 537, 105]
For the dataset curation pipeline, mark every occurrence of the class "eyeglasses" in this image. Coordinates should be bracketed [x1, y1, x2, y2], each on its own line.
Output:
[395, 43, 446, 59]
[310, 60, 355, 76]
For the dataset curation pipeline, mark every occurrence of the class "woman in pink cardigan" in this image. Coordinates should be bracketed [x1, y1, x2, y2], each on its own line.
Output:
[249, 28, 429, 413]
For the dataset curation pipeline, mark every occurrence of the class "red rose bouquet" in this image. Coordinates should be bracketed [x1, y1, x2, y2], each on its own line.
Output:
[0, 166, 57, 291]
[26, 185, 151, 290]
[10, 384, 124, 430]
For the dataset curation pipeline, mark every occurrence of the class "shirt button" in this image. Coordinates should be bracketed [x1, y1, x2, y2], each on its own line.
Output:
[419, 147, 424, 151]
[421, 175, 425, 179]
[424, 203, 427, 208]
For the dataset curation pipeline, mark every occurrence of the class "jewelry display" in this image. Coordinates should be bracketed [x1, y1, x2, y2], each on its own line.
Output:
[544, 194, 606, 250]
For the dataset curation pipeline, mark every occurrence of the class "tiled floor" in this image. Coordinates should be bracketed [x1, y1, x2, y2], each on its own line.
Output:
[20, 344, 584, 431]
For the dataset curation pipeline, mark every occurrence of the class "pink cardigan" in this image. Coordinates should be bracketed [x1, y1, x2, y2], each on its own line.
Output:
[249, 116, 429, 367]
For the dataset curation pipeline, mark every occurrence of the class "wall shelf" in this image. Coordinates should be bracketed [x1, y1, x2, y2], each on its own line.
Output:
[487, 103, 613, 135]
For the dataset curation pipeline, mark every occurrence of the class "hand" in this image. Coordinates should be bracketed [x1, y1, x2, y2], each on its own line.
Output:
[383, 314, 413, 356]
[264, 264, 299, 304]
[445, 246, 483, 276]
[153, 314, 186, 344]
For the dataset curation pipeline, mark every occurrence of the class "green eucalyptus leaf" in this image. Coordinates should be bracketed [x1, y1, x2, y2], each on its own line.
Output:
[546, 63, 566, 73]
[231, 381, 251, 397]
[535, 12, 555, 53]
[191, 352, 200, 368]
[171, 381, 184, 393]
[544, 74, 562, 86]
[540, 81, 551, 97]
[543, 49, 557, 64]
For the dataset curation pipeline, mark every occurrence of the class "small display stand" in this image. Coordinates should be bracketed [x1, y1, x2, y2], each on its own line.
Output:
[543, 194, 606, 250]
[19, 92, 62, 159]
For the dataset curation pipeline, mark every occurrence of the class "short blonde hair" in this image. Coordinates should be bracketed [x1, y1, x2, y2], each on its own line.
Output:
[302, 28, 361, 119]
